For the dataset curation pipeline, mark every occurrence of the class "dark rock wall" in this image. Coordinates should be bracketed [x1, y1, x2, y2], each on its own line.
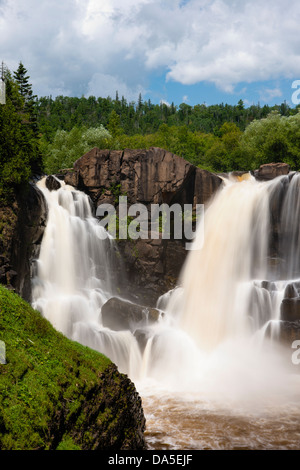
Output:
[50, 363, 146, 451]
[65, 146, 223, 209]
[0, 183, 47, 302]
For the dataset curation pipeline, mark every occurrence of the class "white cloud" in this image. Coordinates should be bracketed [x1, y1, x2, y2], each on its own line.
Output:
[0, 0, 299, 98]
[259, 87, 283, 103]
[160, 99, 171, 106]
[86, 72, 146, 103]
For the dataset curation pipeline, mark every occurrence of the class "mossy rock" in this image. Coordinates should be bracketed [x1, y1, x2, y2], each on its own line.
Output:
[0, 286, 146, 450]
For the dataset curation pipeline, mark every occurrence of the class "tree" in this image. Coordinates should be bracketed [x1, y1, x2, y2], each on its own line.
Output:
[13, 61, 38, 138]
[42, 125, 112, 174]
[0, 68, 41, 201]
[107, 110, 123, 138]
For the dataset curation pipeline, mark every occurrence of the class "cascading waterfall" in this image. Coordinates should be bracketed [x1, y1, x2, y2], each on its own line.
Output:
[32, 177, 143, 378]
[32, 172, 300, 450]
[178, 175, 281, 350]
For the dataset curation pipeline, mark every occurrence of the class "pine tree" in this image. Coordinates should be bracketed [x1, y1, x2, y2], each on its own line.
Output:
[13, 62, 31, 98]
[13, 62, 38, 136]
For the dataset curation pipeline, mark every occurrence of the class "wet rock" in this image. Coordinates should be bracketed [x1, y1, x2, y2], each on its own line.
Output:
[117, 238, 186, 306]
[45, 175, 61, 191]
[10, 184, 48, 302]
[277, 320, 300, 345]
[194, 167, 224, 205]
[63, 169, 79, 188]
[284, 282, 300, 299]
[260, 280, 277, 291]
[254, 162, 290, 181]
[133, 328, 153, 353]
[0, 184, 48, 300]
[281, 298, 300, 321]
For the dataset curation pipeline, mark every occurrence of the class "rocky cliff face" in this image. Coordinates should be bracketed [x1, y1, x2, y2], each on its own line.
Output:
[64, 147, 223, 209]
[62, 147, 223, 305]
[0, 183, 47, 302]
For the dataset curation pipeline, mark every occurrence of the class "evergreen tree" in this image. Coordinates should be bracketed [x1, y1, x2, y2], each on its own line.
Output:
[13, 61, 38, 137]
[0, 64, 42, 201]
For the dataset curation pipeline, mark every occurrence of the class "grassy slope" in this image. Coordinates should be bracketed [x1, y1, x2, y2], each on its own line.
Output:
[0, 284, 126, 450]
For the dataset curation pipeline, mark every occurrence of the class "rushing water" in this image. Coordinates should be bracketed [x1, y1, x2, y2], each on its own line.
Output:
[32, 174, 300, 450]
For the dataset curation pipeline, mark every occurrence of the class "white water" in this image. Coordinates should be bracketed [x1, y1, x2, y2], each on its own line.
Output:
[32, 174, 300, 450]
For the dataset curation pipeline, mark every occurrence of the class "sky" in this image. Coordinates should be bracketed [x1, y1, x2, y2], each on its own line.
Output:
[1, 0, 300, 108]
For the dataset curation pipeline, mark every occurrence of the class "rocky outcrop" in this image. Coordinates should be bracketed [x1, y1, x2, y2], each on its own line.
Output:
[0, 285, 146, 450]
[117, 237, 186, 306]
[277, 320, 300, 345]
[254, 162, 290, 181]
[45, 175, 61, 191]
[64, 147, 223, 209]
[0, 183, 48, 302]
[101, 297, 161, 332]
[50, 363, 146, 450]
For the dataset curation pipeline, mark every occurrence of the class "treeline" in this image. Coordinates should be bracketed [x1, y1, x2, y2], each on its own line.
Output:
[36, 93, 298, 141]
[41, 109, 300, 175]
[0, 63, 42, 202]
[2, 62, 300, 191]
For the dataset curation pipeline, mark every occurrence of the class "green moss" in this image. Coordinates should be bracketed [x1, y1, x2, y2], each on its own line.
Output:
[0, 285, 112, 450]
[56, 436, 81, 450]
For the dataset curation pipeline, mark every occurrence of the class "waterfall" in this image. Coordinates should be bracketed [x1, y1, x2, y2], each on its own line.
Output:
[32, 172, 300, 425]
[178, 175, 280, 350]
[32, 177, 143, 378]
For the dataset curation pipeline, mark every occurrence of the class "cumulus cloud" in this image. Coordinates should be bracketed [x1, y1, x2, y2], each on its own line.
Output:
[259, 87, 283, 103]
[0, 0, 299, 99]
[86, 72, 146, 102]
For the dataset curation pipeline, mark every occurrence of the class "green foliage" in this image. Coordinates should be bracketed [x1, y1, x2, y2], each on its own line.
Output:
[36, 93, 299, 142]
[0, 285, 112, 450]
[0, 64, 42, 202]
[239, 111, 300, 170]
[40, 109, 300, 175]
[56, 436, 81, 450]
[42, 125, 112, 173]
[34, 89, 300, 174]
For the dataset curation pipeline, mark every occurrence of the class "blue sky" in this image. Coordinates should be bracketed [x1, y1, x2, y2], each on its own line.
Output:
[1, 0, 300, 108]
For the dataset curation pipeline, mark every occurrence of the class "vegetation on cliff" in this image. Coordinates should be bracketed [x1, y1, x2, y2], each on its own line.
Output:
[39, 94, 300, 175]
[0, 285, 145, 450]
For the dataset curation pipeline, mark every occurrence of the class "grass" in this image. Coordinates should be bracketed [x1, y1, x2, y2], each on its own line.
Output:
[0, 284, 114, 450]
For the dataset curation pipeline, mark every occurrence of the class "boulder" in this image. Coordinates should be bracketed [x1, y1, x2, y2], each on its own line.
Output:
[101, 297, 161, 332]
[254, 162, 290, 181]
[283, 281, 300, 299]
[45, 175, 61, 191]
